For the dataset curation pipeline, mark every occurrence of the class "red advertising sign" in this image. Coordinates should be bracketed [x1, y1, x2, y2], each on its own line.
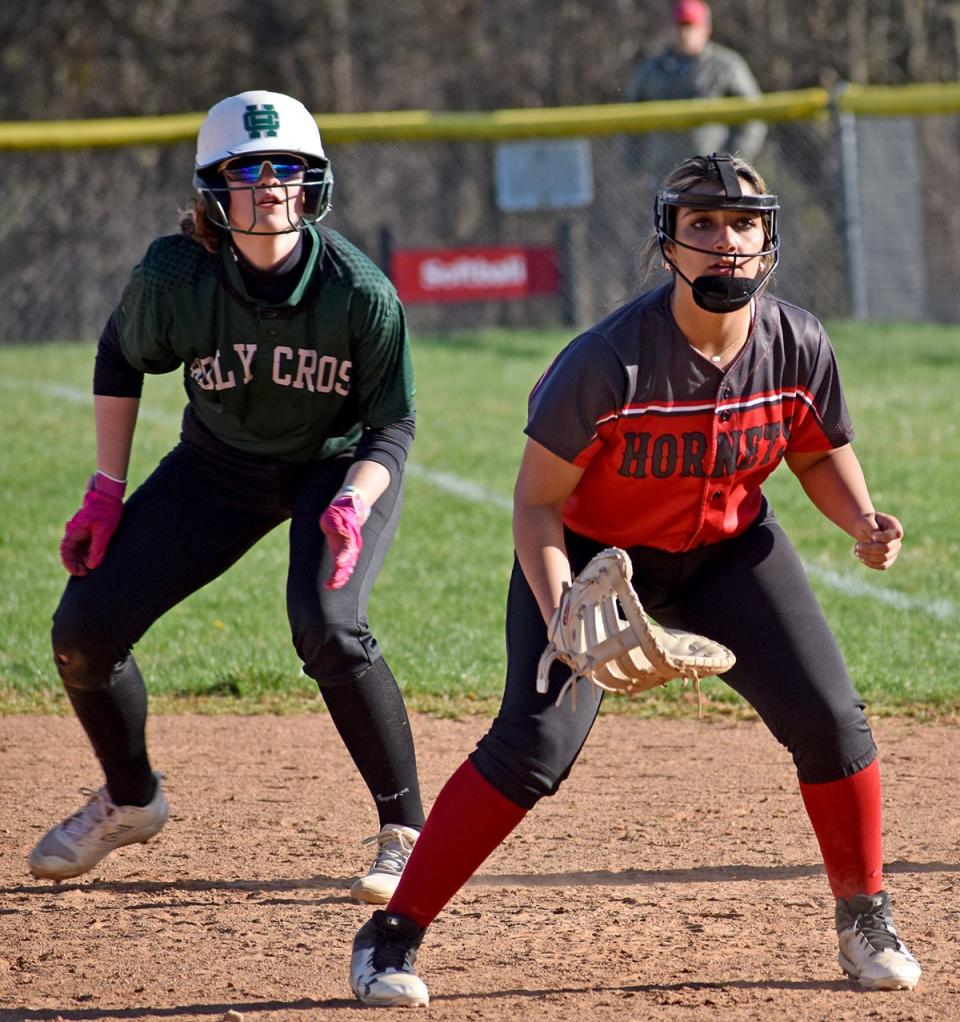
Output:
[390, 245, 559, 304]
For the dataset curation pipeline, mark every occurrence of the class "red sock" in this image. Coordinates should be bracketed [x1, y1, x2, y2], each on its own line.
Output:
[799, 758, 884, 900]
[388, 759, 527, 927]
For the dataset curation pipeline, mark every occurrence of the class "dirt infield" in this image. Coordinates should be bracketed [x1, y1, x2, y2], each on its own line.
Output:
[1, 711, 957, 1022]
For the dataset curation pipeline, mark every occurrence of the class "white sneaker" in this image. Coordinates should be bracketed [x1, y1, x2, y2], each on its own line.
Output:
[836, 891, 922, 991]
[350, 910, 429, 1007]
[350, 824, 419, 905]
[28, 774, 169, 881]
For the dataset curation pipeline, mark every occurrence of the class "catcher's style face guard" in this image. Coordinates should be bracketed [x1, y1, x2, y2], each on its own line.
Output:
[656, 153, 780, 313]
[193, 90, 334, 235]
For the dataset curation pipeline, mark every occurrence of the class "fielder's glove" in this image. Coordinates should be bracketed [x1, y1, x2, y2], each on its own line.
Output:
[536, 547, 736, 709]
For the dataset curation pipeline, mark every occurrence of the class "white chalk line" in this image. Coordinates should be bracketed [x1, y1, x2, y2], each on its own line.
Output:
[800, 563, 954, 621]
[8, 376, 954, 621]
[406, 464, 514, 513]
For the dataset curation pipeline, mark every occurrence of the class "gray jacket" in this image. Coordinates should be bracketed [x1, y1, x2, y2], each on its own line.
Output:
[626, 40, 767, 163]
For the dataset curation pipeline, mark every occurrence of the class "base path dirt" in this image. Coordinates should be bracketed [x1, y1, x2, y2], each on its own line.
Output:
[1, 712, 957, 1022]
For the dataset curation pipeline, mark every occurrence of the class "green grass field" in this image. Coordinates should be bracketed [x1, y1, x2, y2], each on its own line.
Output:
[0, 321, 957, 717]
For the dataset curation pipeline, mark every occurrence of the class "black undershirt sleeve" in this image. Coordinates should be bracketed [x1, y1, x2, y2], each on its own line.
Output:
[93, 314, 145, 398]
[353, 415, 416, 478]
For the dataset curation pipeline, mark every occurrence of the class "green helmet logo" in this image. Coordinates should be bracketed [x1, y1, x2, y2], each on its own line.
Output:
[195, 91, 333, 233]
[243, 104, 279, 139]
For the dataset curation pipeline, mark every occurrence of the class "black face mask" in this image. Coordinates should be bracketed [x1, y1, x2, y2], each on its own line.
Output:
[686, 269, 773, 313]
[654, 153, 781, 313]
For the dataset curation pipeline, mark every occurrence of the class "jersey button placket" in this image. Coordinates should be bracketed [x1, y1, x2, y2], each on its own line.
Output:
[705, 388, 734, 536]
[689, 390, 722, 547]
[260, 311, 281, 340]
[718, 378, 734, 422]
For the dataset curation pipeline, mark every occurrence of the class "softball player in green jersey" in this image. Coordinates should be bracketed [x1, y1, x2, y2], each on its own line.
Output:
[29, 91, 424, 903]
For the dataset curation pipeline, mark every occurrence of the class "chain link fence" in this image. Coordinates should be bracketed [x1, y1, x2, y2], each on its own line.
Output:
[2, 108, 958, 343]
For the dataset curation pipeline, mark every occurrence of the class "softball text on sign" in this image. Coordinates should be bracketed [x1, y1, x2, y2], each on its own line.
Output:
[390, 245, 559, 303]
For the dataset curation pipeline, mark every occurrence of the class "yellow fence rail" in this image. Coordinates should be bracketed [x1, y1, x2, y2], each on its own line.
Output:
[837, 81, 960, 117]
[3, 82, 959, 151]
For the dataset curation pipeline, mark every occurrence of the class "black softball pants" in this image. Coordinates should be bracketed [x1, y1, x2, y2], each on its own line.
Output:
[470, 501, 876, 810]
[50, 437, 423, 823]
[53, 437, 403, 685]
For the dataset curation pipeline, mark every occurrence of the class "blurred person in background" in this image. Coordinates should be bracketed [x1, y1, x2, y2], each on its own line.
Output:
[625, 0, 767, 182]
[28, 90, 424, 904]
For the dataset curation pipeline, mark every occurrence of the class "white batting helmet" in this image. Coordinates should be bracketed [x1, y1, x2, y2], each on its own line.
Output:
[193, 90, 333, 231]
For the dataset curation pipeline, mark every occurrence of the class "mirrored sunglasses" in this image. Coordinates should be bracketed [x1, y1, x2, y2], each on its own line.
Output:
[221, 154, 307, 184]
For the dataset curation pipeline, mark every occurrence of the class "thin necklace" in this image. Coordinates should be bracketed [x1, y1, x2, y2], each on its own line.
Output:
[689, 333, 743, 363]
[689, 300, 757, 364]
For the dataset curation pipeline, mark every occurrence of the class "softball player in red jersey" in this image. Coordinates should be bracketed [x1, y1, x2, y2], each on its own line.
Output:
[349, 154, 921, 1006]
[28, 91, 424, 902]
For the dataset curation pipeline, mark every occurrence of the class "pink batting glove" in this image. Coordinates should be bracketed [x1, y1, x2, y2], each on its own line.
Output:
[59, 473, 126, 576]
[319, 486, 371, 590]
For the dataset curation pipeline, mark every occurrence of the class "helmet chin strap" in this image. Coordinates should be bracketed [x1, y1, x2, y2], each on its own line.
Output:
[658, 239, 778, 313]
[689, 272, 763, 313]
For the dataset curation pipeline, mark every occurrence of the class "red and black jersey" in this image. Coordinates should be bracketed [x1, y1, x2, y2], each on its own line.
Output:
[525, 283, 854, 552]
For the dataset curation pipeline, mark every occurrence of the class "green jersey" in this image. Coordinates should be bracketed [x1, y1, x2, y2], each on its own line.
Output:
[115, 226, 415, 462]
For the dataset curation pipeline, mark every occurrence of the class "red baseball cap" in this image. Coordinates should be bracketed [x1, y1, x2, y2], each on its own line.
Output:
[673, 0, 710, 25]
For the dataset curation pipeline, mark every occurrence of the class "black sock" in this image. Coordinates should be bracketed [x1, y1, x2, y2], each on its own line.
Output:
[65, 655, 157, 807]
[320, 657, 424, 829]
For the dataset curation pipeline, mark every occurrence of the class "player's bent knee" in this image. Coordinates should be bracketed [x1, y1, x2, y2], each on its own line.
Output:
[471, 735, 571, 811]
[300, 647, 374, 689]
[790, 713, 876, 784]
[51, 619, 117, 692]
[51, 644, 109, 691]
[294, 626, 374, 685]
